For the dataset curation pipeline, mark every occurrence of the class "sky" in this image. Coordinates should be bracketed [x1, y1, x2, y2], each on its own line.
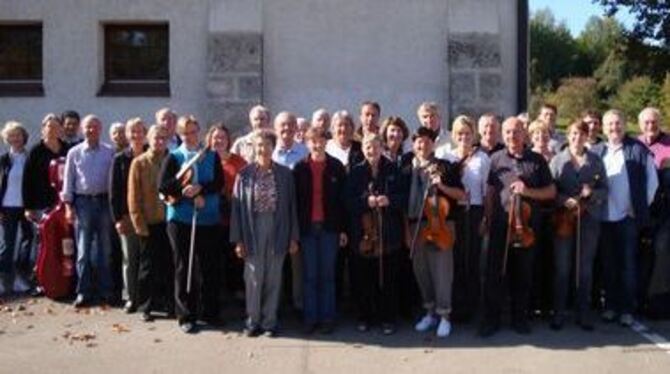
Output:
[530, 0, 635, 36]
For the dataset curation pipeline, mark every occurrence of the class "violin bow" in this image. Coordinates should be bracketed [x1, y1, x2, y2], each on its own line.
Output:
[502, 192, 515, 277]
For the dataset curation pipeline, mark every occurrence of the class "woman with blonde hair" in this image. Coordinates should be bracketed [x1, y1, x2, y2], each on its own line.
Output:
[0, 121, 33, 295]
[440, 115, 490, 322]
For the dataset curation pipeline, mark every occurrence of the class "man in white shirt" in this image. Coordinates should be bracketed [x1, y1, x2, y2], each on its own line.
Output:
[592, 109, 658, 327]
[231, 105, 271, 163]
[419, 102, 452, 158]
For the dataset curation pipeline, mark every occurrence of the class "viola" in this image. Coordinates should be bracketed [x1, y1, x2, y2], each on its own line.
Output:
[163, 147, 207, 205]
[554, 175, 600, 238]
[509, 192, 534, 248]
[419, 162, 454, 251]
[359, 182, 384, 257]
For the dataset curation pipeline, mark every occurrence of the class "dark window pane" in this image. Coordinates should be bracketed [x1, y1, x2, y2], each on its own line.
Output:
[104, 24, 169, 82]
[0, 24, 42, 81]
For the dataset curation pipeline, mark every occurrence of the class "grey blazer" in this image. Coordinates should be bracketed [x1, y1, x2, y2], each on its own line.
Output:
[549, 148, 608, 220]
[229, 162, 299, 256]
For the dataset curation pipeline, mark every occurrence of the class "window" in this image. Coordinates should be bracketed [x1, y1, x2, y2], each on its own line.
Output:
[0, 23, 43, 96]
[100, 23, 169, 96]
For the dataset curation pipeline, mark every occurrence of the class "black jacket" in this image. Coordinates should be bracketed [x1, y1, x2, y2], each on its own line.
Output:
[109, 146, 147, 222]
[0, 152, 12, 207]
[293, 154, 347, 235]
[21, 140, 69, 211]
[344, 156, 407, 255]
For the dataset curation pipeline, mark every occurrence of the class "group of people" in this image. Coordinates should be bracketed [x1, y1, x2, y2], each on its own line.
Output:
[0, 101, 669, 340]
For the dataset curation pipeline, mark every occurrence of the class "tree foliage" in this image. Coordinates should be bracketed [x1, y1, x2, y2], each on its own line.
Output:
[594, 0, 670, 47]
[609, 76, 661, 125]
[547, 78, 601, 125]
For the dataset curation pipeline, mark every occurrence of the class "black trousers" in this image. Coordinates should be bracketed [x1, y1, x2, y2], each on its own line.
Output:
[354, 251, 400, 324]
[530, 209, 554, 314]
[221, 226, 243, 297]
[137, 223, 174, 314]
[452, 205, 484, 320]
[166, 221, 221, 323]
[482, 217, 534, 324]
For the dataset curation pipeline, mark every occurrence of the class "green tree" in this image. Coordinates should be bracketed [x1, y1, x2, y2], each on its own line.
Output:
[593, 49, 628, 96]
[547, 78, 602, 127]
[610, 76, 661, 126]
[660, 73, 670, 122]
[594, 0, 670, 47]
[530, 9, 583, 91]
[577, 16, 626, 68]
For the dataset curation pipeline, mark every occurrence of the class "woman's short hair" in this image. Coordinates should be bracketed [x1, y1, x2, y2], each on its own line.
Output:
[380, 116, 409, 144]
[361, 133, 382, 147]
[331, 110, 355, 132]
[206, 122, 233, 151]
[450, 115, 475, 141]
[177, 115, 199, 134]
[1, 121, 29, 145]
[41, 113, 62, 127]
[527, 120, 549, 136]
[251, 129, 277, 148]
[567, 120, 588, 135]
[304, 127, 327, 143]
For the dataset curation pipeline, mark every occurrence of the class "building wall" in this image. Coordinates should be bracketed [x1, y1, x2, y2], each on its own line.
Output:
[0, 0, 210, 142]
[0, 0, 522, 145]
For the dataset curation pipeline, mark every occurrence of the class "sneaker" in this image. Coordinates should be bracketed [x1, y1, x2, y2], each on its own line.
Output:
[601, 309, 617, 323]
[262, 329, 277, 338]
[123, 301, 137, 314]
[436, 318, 451, 338]
[141, 312, 154, 322]
[179, 321, 196, 334]
[619, 313, 634, 327]
[415, 314, 438, 332]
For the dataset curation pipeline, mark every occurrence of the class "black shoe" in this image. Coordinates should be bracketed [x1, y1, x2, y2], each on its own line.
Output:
[578, 313, 595, 331]
[141, 312, 154, 322]
[512, 319, 531, 335]
[179, 321, 196, 334]
[243, 326, 261, 337]
[29, 286, 44, 297]
[381, 323, 396, 335]
[73, 295, 88, 308]
[549, 315, 564, 331]
[302, 323, 318, 335]
[262, 329, 277, 338]
[319, 321, 335, 335]
[356, 320, 369, 332]
[124, 301, 137, 314]
[203, 316, 225, 327]
[478, 321, 500, 338]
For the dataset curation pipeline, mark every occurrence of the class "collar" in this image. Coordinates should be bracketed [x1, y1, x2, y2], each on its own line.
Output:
[82, 140, 100, 151]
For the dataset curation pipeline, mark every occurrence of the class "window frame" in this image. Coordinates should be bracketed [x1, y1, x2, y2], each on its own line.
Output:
[0, 22, 44, 97]
[99, 22, 170, 97]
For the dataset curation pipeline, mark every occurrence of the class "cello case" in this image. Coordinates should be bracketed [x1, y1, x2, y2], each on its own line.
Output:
[35, 157, 76, 299]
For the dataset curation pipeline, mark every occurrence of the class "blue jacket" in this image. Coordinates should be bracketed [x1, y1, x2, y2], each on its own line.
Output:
[158, 145, 223, 225]
[592, 136, 652, 228]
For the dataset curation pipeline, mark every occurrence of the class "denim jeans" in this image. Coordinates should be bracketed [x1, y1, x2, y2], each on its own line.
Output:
[74, 195, 113, 299]
[0, 207, 34, 278]
[601, 217, 638, 314]
[301, 224, 338, 324]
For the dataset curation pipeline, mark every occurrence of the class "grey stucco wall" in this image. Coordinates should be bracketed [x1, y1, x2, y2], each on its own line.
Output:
[0, 0, 522, 147]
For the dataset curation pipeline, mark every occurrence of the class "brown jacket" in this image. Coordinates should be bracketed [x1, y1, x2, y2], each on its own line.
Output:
[128, 149, 167, 236]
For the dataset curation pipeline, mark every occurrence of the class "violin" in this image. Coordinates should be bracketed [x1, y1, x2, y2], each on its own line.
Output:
[419, 162, 454, 251]
[162, 147, 207, 205]
[359, 183, 383, 257]
[553, 176, 600, 238]
[509, 192, 534, 248]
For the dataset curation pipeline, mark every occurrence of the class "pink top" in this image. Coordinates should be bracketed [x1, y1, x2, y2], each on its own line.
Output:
[639, 132, 670, 168]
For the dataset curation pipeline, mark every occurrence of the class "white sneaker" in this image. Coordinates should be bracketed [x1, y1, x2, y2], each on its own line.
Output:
[436, 318, 452, 338]
[414, 314, 438, 332]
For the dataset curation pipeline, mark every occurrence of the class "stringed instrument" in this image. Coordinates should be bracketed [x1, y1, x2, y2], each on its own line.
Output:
[419, 162, 454, 251]
[509, 192, 534, 248]
[360, 182, 383, 257]
[162, 146, 208, 205]
[554, 175, 600, 238]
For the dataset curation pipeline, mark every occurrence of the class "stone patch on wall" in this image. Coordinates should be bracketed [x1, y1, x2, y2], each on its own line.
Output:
[448, 32, 502, 121]
[207, 32, 263, 133]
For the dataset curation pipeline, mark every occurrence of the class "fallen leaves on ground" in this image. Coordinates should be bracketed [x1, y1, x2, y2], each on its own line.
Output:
[111, 323, 130, 333]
